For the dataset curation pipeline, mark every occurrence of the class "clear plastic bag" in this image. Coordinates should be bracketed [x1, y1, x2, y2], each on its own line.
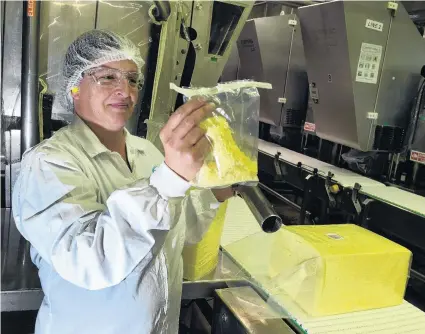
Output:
[341, 149, 380, 175]
[170, 81, 272, 188]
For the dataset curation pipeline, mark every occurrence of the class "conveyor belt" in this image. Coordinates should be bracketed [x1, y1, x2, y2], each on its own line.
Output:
[221, 198, 425, 334]
[258, 139, 425, 218]
[259, 139, 385, 188]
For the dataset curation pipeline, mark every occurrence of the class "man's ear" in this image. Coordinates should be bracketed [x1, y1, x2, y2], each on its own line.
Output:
[71, 87, 80, 100]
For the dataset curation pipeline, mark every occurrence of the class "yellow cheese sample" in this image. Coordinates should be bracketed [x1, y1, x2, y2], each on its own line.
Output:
[194, 116, 258, 188]
[224, 224, 412, 317]
[182, 202, 228, 280]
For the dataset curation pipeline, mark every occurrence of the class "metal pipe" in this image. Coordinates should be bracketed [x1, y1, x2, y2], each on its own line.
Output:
[19, 0, 41, 285]
[258, 183, 309, 215]
[392, 153, 401, 182]
[21, 0, 40, 155]
[235, 185, 283, 233]
[412, 162, 420, 187]
[153, 1, 171, 22]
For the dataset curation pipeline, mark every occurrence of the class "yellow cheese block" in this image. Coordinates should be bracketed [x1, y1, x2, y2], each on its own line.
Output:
[224, 224, 412, 317]
[182, 202, 228, 280]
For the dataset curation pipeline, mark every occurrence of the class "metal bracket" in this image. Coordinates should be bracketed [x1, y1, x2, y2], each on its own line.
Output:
[288, 19, 297, 27]
[273, 152, 284, 182]
[351, 182, 362, 216]
[299, 171, 318, 225]
[359, 198, 375, 228]
[387, 1, 398, 17]
[297, 161, 303, 177]
[325, 171, 337, 208]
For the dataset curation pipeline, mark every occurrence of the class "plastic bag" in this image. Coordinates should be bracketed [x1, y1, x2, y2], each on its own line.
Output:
[341, 149, 382, 175]
[170, 81, 272, 188]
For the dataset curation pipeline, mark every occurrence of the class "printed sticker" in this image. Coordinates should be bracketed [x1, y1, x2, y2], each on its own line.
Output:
[304, 122, 316, 132]
[365, 19, 383, 32]
[355, 43, 382, 84]
[27, 0, 35, 17]
[410, 150, 425, 165]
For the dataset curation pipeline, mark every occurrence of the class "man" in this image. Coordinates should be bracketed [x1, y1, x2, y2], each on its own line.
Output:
[12, 30, 234, 334]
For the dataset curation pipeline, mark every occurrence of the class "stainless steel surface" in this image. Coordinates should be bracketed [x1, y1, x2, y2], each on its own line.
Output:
[258, 183, 312, 224]
[220, 43, 240, 82]
[1, 289, 44, 312]
[147, 1, 190, 148]
[189, 1, 253, 87]
[280, 14, 309, 128]
[147, 1, 252, 149]
[2, 1, 23, 118]
[4, 130, 21, 208]
[21, 0, 41, 154]
[1, 209, 42, 312]
[299, 1, 425, 151]
[235, 185, 283, 233]
[182, 248, 253, 300]
[237, 14, 308, 127]
[214, 286, 296, 334]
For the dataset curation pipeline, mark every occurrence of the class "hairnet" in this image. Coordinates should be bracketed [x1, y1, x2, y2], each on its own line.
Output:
[59, 29, 145, 110]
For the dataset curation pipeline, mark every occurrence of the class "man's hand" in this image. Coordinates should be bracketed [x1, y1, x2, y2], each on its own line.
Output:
[160, 99, 214, 182]
[212, 187, 235, 202]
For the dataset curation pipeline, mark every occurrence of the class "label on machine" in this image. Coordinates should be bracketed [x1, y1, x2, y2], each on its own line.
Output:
[355, 43, 382, 84]
[365, 19, 384, 32]
[410, 150, 425, 164]
[27, 0, 35, 17]
[304, 122, 316, 133]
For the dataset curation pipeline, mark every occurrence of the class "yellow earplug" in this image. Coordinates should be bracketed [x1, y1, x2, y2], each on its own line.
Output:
[71, 87, 79, 94]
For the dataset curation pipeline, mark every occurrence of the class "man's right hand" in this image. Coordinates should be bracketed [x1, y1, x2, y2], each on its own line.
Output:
[160, 99, 214, 182]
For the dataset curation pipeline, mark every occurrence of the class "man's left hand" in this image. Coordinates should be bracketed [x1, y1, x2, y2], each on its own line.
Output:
[212, 187, 235, 203]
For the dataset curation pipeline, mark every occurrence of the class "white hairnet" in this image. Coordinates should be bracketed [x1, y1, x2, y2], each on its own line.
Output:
[59, 29, 145, 110]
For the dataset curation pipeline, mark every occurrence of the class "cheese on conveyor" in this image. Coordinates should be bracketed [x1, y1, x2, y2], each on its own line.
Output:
[221, 198, 425, 333]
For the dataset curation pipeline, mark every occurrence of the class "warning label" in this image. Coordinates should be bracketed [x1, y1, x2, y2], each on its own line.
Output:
[410, 150, 425, 164]
[355, 43, 382, 84]
[27, 0, 35, 17]
[304, 122, 316, 133]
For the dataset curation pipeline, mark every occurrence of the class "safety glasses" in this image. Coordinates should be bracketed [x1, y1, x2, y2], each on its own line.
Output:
[84, 66, 143, 90]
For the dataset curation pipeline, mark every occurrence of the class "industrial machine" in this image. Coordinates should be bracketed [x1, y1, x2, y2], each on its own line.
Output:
[237, 14, 308, 129]
[236, 13, 309, 151]
[299, 1, 425, 153]
[297, 1, 425, 188]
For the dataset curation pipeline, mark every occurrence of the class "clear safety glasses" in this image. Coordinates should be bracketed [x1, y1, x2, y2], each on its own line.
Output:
[84, 67, 143, 90]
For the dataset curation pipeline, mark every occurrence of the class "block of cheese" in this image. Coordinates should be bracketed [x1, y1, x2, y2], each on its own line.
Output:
[224, 224, 412, 317]
[182, 201, 228, 280]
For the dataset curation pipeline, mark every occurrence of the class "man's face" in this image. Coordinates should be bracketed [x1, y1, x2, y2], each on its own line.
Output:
[72, 59, 140, 132]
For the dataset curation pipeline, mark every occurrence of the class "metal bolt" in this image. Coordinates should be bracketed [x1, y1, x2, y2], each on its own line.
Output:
[195, 3, 202, 10]
[194, 43, 202, 50]
[181, 49, 186, 54]
[221, 312, 228, 323]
